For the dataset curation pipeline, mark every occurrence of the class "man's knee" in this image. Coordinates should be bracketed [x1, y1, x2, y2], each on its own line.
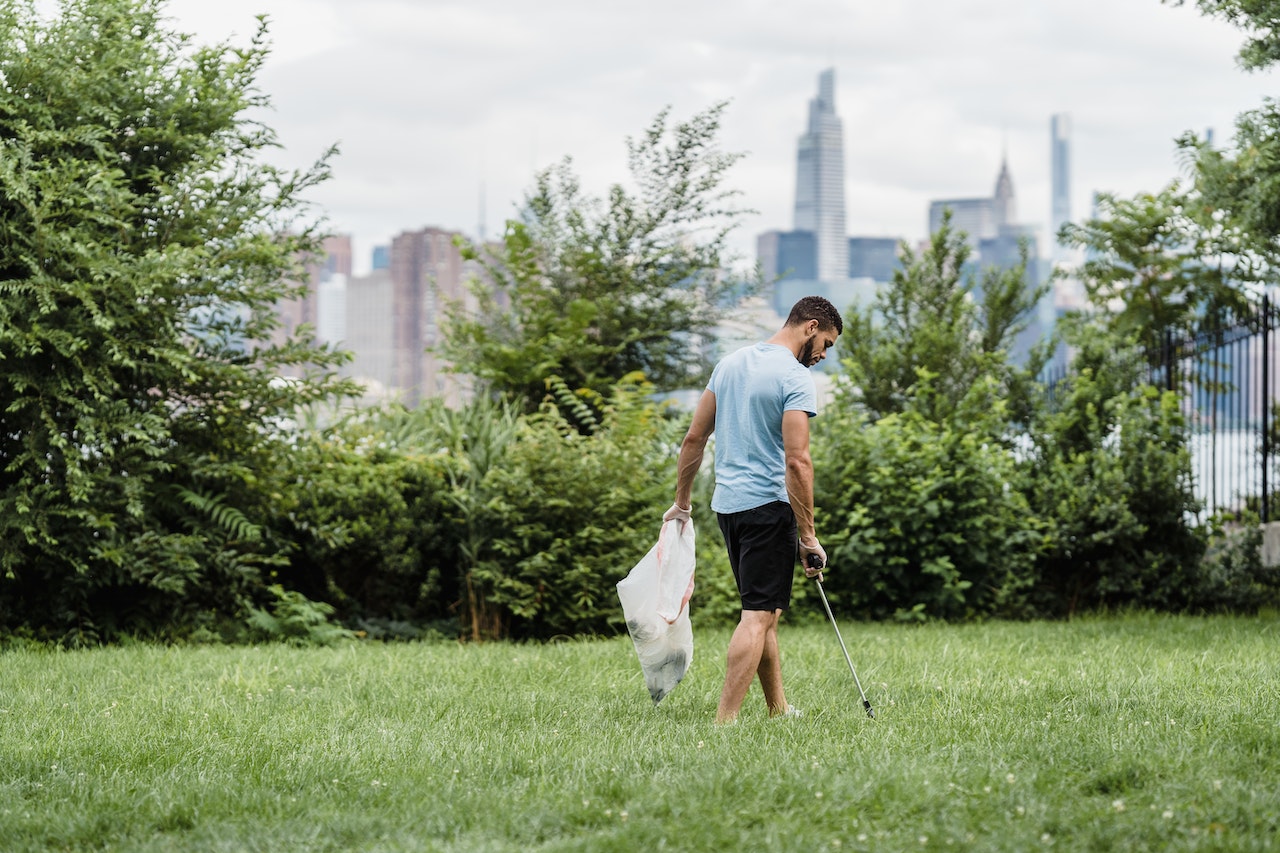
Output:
[739, 608, 781, 630]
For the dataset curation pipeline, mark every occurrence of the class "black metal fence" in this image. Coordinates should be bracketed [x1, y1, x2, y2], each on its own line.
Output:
[1158, 298, 1280, 521]
[1051, 298, 1280, 522]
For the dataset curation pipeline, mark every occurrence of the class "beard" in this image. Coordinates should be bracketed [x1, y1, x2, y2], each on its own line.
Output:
[798, 338, 818, 367]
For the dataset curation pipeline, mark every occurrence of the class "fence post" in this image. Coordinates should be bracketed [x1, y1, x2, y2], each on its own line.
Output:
[1264, 296, 1271, 523]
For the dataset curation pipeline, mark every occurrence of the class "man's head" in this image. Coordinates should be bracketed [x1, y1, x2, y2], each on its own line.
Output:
[785, 296, 843, 368]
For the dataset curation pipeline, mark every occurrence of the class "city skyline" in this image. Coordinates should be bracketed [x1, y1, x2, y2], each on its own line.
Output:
[162, 0, 1280, 273]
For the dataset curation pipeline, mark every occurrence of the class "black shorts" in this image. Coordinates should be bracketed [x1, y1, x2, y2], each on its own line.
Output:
[717, 501, 798, 612]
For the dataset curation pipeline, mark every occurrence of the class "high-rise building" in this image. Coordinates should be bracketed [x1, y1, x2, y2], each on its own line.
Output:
[317, 273, 347, 345]
[847, 237, 900, 283]
[794, 68, 848, 282]
[927, 156, 1017, 250]
[928, 197, 996, 248]
[312, 235, 352, 348]
[270, 234, 353, 361]
[993, 155, 1015, 229]
[389, 227, 472, 406]
[320, 234, 353, 279]
[342, 268, 396, 402]
[1050, 114, 1071, 258]
[755, 69, 878, 319]
[757, 230, 817, 283]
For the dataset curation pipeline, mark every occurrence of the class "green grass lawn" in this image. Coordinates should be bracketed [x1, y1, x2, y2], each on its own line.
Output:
[1, 613, 1277, 851]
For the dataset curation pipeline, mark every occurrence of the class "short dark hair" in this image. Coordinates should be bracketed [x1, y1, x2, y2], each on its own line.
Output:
[786, 295, 844, 335]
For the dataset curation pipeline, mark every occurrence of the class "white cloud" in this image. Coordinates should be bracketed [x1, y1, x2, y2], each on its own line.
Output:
[163, 0, 1280, 271]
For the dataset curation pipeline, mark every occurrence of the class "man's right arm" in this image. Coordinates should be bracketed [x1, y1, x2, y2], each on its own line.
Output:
[670, 389, 716, 513]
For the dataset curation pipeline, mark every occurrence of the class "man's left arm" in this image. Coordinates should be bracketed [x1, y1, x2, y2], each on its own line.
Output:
[783, 409, 825, 575]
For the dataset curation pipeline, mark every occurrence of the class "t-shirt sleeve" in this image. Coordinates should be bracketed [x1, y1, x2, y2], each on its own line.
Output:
[784, 368, 818, 417]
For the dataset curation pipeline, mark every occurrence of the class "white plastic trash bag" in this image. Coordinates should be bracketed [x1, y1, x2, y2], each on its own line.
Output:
[617, 518, 696, 704]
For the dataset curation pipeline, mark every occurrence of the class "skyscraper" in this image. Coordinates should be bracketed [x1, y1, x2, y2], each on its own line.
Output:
[847, 237, 900, 283]
[794, 68, 847, 282]
[389, 227, 470, 406]
[756, 230, 817, 283]
[1050, 113, 1072, 258]
[928, 197, 997, 248]
[927, 157, 1017, 250]
[270, 234, 352, 363]
[342, 268, 395, 402]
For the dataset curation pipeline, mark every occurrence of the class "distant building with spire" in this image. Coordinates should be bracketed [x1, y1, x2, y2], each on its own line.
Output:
[925, 154, 1054, 364]
[993, 156, 1015, 229]
[927, 154, 1018, 250]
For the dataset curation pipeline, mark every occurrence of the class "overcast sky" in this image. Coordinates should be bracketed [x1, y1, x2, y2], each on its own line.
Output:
[163, 0, 1277, 275]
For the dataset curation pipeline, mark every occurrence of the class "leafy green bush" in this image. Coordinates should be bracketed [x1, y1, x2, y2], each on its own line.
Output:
[803, 210, 1222, 622]
[264, 380, 687, 642]
[809, 214, 1050, 621]
[1183, 513, 1280, 614]
[465, 376, 680, 639]
[271, 432, 454, 626]
[1022, 332, 1206, 616]
[814, 377, 1046, 621]
[245, 584, 356, 646]
[262, 397, 523, 637]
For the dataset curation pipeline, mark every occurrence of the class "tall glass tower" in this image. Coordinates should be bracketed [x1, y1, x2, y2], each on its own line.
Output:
[794, 68, 847, 282]
[1050, 113, 1072, 258]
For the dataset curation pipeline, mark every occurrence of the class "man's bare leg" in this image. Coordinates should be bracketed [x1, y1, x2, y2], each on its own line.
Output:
[716, 609, 781, 724]
[757, 611, 790, 715]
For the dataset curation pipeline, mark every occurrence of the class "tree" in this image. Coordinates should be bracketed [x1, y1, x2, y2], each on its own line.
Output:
[439, 103, 756, 414]
[1146, 2, 1280, 303]
[838, 211, 1046, 425]
[0, 0, 354, 642]
[1164, 0, 1280, 70]
[1168, 0, 1280, 276]
[1178, 105, 1280, 265]
[1059, 185, 1259, 355]
[1022, 321, 1205, 615]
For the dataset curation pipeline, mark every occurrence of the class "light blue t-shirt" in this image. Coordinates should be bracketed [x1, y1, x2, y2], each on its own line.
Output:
[707, 342, 817, 514]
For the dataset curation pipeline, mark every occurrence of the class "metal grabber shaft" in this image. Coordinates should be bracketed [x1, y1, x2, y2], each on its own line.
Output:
[808, 555, 875, 719]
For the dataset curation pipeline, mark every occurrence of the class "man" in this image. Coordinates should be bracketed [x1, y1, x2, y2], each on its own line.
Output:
[664, 295, 843, 724]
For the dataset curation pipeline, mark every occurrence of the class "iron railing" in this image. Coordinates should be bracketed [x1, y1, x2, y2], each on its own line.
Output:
[1158, 297, 1279, 521]
[1049, 298, 1280, 522]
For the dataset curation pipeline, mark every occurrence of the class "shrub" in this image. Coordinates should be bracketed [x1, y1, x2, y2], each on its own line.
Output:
[814, 378, 1046, 621]
[1187, 513, 1280, 613]
[271, 429, 455, 626]
[244, 584, 356, 646]
[468, 376, 680, 639]
[1022, 331, 1206, 615]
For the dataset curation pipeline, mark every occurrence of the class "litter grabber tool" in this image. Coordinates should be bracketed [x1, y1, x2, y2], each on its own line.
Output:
[807, 554, 875, 719]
